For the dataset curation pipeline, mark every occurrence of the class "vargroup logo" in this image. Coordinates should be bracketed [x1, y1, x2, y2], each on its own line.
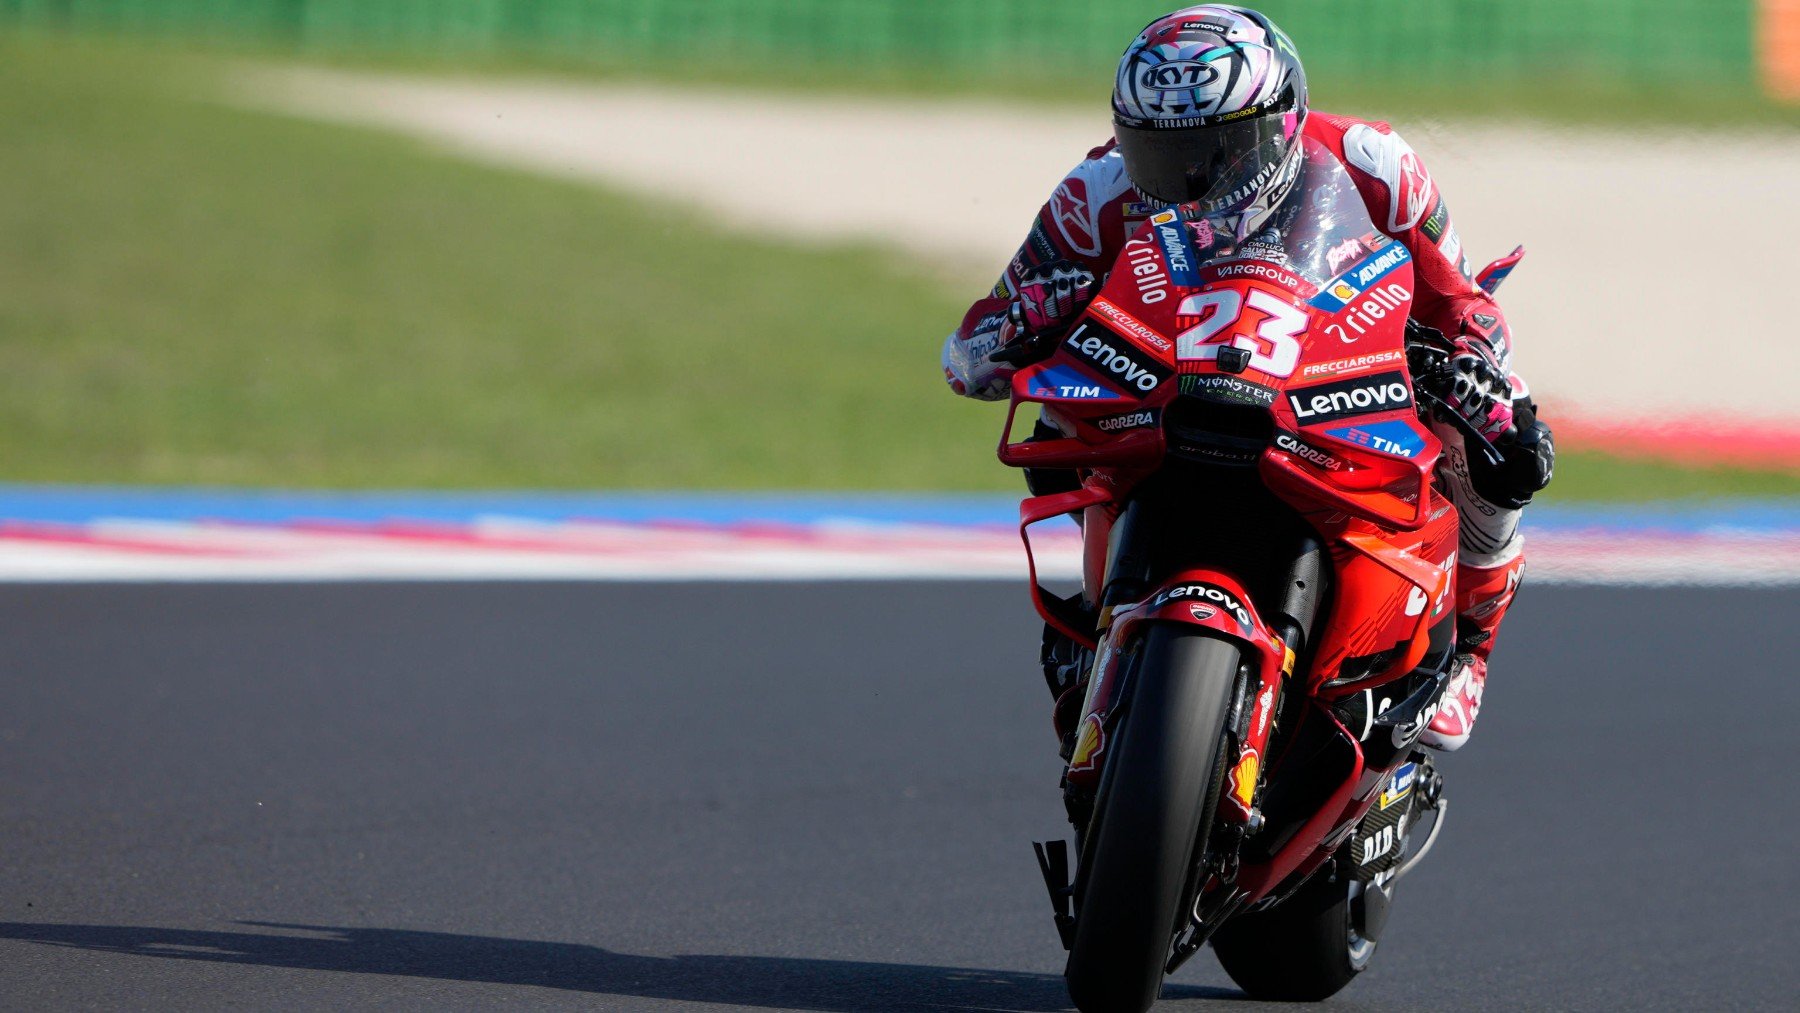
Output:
[1288, 371, 1413, 424]
[1064, 324, 1170, 394]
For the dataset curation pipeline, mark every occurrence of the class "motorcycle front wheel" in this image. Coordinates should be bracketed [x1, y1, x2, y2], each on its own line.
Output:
[1064, 625, 1238, 1013]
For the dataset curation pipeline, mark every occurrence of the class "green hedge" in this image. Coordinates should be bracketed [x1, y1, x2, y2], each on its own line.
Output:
[0, 0, 1755, 86]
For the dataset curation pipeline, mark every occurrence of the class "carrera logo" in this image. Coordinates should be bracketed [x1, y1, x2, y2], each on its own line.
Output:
[1065, 324, 1170, 393]
[1140, 60, 1220, 91]
[1275, 431, 1344, 471]
[1050, 178, 1101, 257]
[1095, 409, 1156, 432]
[1289, 371, 1413, 424]
[1149, 582, 1251, 628]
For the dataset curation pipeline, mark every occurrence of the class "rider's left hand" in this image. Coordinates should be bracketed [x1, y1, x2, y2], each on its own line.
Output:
[1440, 339, 1515, 440]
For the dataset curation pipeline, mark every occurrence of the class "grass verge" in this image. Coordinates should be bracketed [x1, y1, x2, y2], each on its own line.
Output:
[0, 32, 1793, 500]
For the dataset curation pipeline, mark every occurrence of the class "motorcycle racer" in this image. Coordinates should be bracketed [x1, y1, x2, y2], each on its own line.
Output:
[942, 5, 1555, 752]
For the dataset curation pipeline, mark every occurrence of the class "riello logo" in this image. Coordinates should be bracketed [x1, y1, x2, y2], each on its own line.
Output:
[1066, 326, 1166, 392]
[1287, 370, 1412, 424]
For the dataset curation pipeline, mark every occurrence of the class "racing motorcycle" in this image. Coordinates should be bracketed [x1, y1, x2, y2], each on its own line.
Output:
[991, 145, 1522, 1011]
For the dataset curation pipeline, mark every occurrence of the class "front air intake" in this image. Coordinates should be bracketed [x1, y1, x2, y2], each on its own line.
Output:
[1164, 396, 1273, 467]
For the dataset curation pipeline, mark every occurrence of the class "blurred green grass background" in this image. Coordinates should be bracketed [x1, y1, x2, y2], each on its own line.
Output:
[2, 32, 1795, 498]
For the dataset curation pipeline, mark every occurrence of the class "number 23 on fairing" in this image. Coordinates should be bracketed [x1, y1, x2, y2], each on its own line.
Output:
[1174, 288, 1307, 378]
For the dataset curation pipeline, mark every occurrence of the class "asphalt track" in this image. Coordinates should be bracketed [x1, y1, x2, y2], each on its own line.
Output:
[1, 582, 1795, 1011]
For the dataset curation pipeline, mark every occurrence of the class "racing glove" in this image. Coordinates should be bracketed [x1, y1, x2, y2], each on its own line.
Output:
[990, 261, 1097, 368]
[1011, 261, 1097, 337]
[1440, 339, 1515, 441]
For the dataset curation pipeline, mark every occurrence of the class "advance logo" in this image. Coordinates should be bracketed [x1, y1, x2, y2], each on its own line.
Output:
[1288, 370, 1412, 425]
[1064, 324, 1171, 395]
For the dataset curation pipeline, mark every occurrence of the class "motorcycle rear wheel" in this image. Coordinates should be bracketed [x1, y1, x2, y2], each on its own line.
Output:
[1211, 867, 1371, 1001]
[1064, 626, 1238, 1013]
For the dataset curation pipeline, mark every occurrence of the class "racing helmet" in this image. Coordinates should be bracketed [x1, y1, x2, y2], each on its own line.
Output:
[1112, 5, 1309, 239]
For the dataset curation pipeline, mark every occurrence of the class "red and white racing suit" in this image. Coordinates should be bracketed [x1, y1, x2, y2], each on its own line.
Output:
[942, 112, 1528, 665]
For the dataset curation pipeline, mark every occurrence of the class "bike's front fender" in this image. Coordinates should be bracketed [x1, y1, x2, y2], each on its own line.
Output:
[1066, 570, 1290, 804]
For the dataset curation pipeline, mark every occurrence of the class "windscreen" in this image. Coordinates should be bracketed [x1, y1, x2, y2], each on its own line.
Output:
[1194, 137, 1384, 290]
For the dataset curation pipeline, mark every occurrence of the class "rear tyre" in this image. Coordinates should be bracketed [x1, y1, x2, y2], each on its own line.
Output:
[1211, 867, 1370, 1001]
[1064, 626, 1239, 1013]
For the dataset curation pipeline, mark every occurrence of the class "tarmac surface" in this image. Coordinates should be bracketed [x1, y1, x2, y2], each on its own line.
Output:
[2, 581, 1796, 1010]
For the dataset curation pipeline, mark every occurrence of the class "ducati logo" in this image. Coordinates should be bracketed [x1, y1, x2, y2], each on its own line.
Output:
[1189, 604, 1217, 621]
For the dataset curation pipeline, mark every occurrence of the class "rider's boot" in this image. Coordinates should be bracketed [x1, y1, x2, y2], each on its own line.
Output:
[1421, 551, 1525, 752]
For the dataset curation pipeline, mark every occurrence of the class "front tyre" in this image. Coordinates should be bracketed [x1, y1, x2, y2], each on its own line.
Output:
[1065, 626, 1239, 1013]
[1211, 867, 1371, 1001]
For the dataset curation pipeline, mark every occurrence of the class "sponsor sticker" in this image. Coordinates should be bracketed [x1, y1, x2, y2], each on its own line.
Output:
[1155, 217, 1203, 287]
[1274, 430, 1345, 470]
[1122, 235, 1171, 305]
[1378, 762, 1418, 810]
[1024, 362, 1124, 401]
[1063, 323, 1171, 394]
[1206, 260, 1305, 293]
[1420, 197, 1449, 243]
[1148, 582, 1252, 629]
[1323, 419, 1428, 458]
[1299, 349, 1405, 378]
[1093, 409, 1157, 433]
[1179, 373, 1278, 407]
[1308, 243, 1409, 312]
[1088, 297, 1173, 353]
[1287, 370, 1413, 425]
[1069, 712, 1104, 772]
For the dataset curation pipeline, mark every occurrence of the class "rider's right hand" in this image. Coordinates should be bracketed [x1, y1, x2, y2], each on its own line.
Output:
[1010, 261, 1097, 338]
[988, 261, 1097, 369]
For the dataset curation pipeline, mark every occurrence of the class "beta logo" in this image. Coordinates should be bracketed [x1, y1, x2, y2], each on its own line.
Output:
[1064, 324, 1170, 394]
[1288, 371, 1413, 424]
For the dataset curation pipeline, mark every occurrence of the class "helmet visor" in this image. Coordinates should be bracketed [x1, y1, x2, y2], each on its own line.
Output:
[1114, 112, 1295, 208]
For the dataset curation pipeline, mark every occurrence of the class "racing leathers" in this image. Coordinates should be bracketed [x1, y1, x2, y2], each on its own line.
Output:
[942, 113, 1553, 749]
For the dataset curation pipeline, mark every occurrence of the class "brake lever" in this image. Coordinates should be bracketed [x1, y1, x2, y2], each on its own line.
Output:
[1415, 387, 1506, 468]
[988, 330, 1059, 368]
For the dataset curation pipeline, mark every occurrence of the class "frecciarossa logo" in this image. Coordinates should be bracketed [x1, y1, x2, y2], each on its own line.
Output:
[1287, 370, 1413, 425]
[1064, 323, 1171, 394]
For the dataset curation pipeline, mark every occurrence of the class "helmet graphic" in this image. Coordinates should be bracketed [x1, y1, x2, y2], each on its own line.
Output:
[1112, 5, 1309, 239]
